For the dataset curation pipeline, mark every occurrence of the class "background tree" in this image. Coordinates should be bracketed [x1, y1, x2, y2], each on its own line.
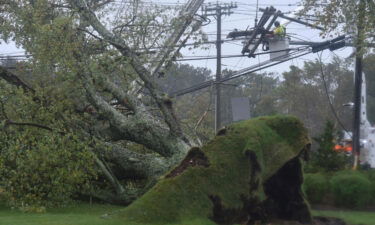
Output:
[275, 58, 353, 137]
[301, 0, 375, 167]
[158, 63, 214, 143]
[301, 0, 375, 43]
[306, 120, 350, 172]
[244, 73, 280, 117]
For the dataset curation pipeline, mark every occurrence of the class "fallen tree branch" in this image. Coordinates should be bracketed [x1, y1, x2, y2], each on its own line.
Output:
[3, 119, 66, 135]
[101, 142, 169, 178]
[94, 155, 125, 195]
[69, 0, 188, 143]
[194, 86, 213, 131]
[100, 77, 138, 113]
[80, 68, 185, 157]
[0, 66, 35, 93]
[5, 119, 50, 131]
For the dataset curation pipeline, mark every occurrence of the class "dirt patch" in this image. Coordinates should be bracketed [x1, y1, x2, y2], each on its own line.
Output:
[313, 216, 346, 225]
[166, 147, 209, 178]
[217, 127, 227, 136]
[263, 156, 312, 223]
[313, 204, 375, 212]
[245, 150, 261, 193]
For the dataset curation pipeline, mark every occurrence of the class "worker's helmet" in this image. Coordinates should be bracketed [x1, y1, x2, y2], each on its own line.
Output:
[274, 21, 280, 27]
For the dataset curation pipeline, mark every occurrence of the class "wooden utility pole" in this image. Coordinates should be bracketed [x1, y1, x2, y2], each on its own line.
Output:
[203, 2, 237, 132]
[352, 0, 366, 170]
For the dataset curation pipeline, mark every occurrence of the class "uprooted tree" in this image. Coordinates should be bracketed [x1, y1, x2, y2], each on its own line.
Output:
[109, 116, 313, 225]
[0, 0, 207, 205]
[0, 4, 331, 222]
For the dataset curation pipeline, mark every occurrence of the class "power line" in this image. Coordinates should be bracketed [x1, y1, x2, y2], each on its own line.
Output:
[0, 42, 317, 63]
[0, 55, 31, 58]
[316, 52, 351, 136]
[171, 47, 312, 97]
[174, 47, 305, 61]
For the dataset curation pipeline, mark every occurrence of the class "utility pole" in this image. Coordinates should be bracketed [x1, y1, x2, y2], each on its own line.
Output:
[203, 2, 237, 132]
[352, 0, 366, 170]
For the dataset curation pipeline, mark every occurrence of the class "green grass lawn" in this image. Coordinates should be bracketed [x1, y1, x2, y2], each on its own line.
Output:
[0, 202, 215, 225]
[313, 209, 375, 225]
[1, 203, 375, 225]
[0, 203, 125, 225]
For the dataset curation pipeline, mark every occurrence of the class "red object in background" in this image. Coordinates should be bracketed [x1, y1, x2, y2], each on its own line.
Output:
[344, 145, 353, 152]
[334, 145, 342, 151]
[334, 144, 353, 152]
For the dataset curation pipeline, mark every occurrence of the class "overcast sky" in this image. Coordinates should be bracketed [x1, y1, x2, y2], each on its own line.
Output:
[0, 0, 353, 75]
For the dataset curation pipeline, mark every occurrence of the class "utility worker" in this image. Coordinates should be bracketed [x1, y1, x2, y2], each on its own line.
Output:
[262, 21, 287, 51]
[272, 21, 286, 37]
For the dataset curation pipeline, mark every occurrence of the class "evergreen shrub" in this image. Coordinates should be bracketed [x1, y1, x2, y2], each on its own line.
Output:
[307, 121, 350, 173]
[330, 172, 372, 208]
[362, 170, 375, 205]
[303, 173, 329, 204]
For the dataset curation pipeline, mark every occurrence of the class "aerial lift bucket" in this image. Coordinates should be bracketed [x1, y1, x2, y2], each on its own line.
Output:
[269, 37, 290, 61]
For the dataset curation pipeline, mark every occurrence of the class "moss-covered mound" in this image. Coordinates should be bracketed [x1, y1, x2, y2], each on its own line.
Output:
[117, 115, 312, 225]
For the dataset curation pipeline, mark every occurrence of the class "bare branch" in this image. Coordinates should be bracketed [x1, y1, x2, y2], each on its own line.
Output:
[77, 27, 104, 41]
[90, 0, 114, 10]
[194, 88, 213, 131]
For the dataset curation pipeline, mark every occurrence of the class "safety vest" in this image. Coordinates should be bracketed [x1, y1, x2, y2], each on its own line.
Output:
[274, 25, 286, 37]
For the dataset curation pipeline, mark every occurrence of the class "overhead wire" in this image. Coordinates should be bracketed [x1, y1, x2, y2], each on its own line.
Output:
[317, 52, 351, 136]
[0, 1, 320, 86]
[204, 46, 211, 68]
[171, 47, 312, 97]
[174, 47, 309, 61]
[254, 0, 259, 26]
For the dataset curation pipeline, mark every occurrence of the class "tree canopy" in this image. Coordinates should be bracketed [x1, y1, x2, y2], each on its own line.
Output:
[0, 0, 205, 207]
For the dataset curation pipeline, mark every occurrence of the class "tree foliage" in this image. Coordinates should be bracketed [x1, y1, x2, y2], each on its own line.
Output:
[0, 0, 206, 207]
[301, 0, 375, 44]
[0, 0, 367, 209]
[275, 58, 353, 137]
[308, 121, 350, 172]
[0, 80, 96, 209]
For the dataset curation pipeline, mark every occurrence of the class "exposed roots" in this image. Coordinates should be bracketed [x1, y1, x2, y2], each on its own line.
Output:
[166, 147, 209, 178]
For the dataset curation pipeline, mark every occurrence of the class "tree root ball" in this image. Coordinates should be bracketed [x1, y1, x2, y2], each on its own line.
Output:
[115, 116, 345, 225]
